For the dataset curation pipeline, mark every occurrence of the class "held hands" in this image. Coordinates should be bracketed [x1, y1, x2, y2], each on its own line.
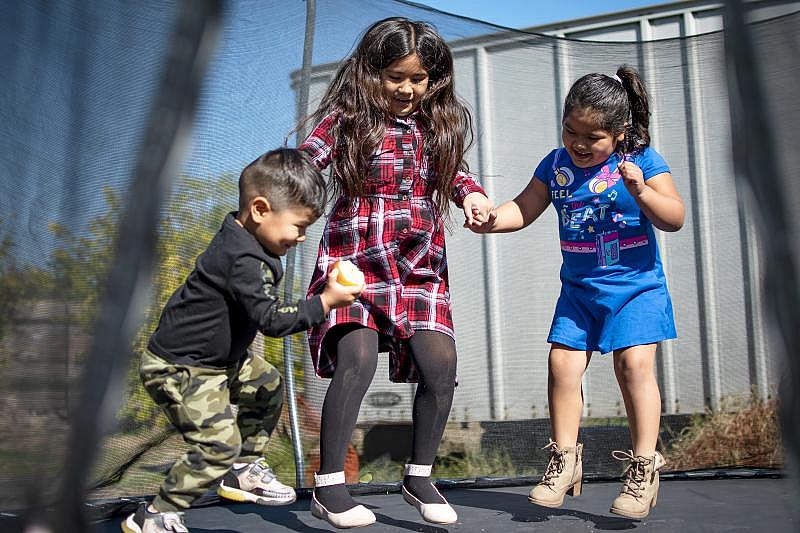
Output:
[466, 206, 498, 233]
[618, 161, 646, 197]
[462, 192, 494, 229]
[320, 260, 365, 314]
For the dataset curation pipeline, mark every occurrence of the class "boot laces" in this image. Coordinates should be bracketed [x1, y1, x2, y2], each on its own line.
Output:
[540, 440, 568, 487]
[612, 450, 651, 498]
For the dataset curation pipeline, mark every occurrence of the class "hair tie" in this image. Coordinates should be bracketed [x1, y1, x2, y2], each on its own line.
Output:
[611, 74, 623, 85]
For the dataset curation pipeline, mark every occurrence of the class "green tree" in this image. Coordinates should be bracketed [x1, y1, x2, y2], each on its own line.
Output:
[28, 176, 240, 426]
[124, 174, 239, 425]
[0, 219, 53, 367]
[8, 172, 307, 429]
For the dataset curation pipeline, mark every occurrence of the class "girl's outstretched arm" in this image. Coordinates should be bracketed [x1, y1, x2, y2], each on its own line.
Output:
[619, 162, 685, 232]
[471, 176, 550, 233]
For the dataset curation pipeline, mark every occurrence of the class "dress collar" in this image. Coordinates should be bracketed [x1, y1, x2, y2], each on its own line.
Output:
[391, 111, 419, 127]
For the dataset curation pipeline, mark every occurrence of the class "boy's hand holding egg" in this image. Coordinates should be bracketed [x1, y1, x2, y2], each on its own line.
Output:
[334, 259, 366, 287]
[320, 259, 365, 313]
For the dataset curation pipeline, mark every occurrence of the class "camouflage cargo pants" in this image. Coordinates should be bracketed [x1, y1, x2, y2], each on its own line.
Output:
[140, 348, 283, 511]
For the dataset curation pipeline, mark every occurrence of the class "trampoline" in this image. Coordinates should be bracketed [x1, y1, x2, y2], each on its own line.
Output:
[1, 1, 799, 532]
[86, 475, 793, 531]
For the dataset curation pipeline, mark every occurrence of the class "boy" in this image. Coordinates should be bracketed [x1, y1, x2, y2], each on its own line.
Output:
[122, 148, 362, 533]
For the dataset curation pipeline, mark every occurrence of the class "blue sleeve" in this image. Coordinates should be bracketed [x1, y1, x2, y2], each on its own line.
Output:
[534, 148, 559, 185]
[635, 146, 670, 180]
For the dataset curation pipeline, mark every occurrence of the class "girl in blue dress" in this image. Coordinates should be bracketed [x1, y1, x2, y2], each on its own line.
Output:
[472, 65, 684, 519]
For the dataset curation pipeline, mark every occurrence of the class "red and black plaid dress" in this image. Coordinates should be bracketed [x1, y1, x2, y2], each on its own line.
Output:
[300, 113, 485, 383]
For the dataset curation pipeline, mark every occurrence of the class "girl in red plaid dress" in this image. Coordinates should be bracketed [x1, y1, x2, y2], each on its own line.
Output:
[298, 17, 493, 528]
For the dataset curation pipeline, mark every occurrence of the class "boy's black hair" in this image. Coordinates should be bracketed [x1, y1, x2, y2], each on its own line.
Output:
[239, 148, 327, 217]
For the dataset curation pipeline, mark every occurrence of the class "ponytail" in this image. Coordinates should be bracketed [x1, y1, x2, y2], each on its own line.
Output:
[616, 65, 651, 152]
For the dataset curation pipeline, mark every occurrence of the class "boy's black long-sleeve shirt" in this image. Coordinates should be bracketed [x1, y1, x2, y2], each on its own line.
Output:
[148, 212, 326, 368]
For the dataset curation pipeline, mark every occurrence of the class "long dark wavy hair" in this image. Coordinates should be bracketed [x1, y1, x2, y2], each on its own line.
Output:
[563, 64, 651, 156]
[301, 17, 474, 218]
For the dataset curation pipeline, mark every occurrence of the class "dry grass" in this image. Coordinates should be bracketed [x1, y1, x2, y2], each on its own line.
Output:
[664, 396, 783, 471]
[357, 448, 531, 484]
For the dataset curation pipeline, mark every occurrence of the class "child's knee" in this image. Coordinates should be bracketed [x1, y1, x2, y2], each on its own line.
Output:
[237, 366, 284, 409]
[548, 352, 584, 383]
[256, 370, 284, 402]
[613, 354, 653, 380]
[341, 350, 379, 380]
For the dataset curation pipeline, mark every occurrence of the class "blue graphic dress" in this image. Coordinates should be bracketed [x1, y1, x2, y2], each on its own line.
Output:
[534, 147, 677, 353]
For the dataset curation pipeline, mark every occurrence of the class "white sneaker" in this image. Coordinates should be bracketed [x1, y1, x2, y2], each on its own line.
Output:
[217, 458, 296, 505]
[120, 502, 188, 533]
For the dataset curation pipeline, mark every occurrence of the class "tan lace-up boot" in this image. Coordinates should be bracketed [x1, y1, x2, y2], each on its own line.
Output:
[610, 450, 666, 519]
[528, 440, 583, 507]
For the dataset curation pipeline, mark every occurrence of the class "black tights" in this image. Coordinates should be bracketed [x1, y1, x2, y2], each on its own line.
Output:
[315, 327, 457, 512]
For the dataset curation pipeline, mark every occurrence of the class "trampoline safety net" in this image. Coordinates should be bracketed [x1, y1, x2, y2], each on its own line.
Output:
[0, 0, 798, 525]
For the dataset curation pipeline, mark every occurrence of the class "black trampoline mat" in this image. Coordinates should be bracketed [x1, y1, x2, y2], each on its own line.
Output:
[93, 478, 795, 532]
